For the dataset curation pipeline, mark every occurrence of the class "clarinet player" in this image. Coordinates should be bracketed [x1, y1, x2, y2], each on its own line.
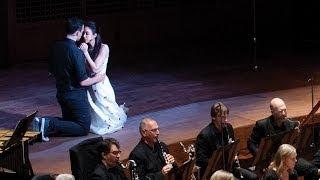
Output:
[91, 138, 128, 180]
[129, 118, 177, 180]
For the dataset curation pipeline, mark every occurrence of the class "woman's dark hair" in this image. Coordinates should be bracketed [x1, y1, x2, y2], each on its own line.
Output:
[85, 21, 102, 60]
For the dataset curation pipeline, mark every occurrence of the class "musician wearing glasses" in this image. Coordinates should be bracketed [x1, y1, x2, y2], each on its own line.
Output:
[91, 138, 128, 180]
[129, 118, 177, 180]
[194, 102, 235, 178]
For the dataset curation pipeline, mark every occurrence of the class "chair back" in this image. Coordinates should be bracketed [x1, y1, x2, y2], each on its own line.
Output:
[69, 137, 103, 180]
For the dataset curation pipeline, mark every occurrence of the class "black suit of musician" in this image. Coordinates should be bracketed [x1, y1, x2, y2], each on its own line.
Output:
[129, 118, 177, 180]
[195, 102, 235, 178]
[90, 138, 128, 180]
[247, 98, 320, 179]
[247, 98, 296, 156]
[247, 115, 296, 156]
[91, 164, 127, 180]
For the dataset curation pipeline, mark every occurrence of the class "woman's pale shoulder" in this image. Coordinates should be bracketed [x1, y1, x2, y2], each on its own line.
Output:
[101, 43, 109, 50]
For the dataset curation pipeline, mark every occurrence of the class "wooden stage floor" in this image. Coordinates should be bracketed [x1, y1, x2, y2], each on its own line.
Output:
[1, 58, 320, 174]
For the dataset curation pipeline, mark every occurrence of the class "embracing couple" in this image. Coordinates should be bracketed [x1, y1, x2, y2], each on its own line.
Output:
[33, 17, 127, 141]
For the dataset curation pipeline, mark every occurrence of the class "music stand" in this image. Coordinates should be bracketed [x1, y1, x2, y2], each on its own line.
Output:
[2, 111, 37, 150]
[281, 128, 299, 147]
[201, 139, 240, 180]
[296, 124, 318, 155]
[0, 111, 38, 178]
[166, 159, 195, 180]
[252, 130, 292, 173]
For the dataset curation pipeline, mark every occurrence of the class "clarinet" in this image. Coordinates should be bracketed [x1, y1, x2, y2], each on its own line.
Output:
[179, 142, 195, 160]
[180, 142, 198, 180]
[157, 138, 173, 169]
[234, 153, 244, 179]
[119, 160, 139, 180]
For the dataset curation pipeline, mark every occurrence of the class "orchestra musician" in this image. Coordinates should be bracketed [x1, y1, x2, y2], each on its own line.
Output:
[210, 169, 236, 180]
[90, 138, 128, 180]
[129, 118, 177, 180]
[247, 98, 297, 156]
[263, 144, 298, 180]
[194, 102, 257, 179]
[247, 97, 320, 179]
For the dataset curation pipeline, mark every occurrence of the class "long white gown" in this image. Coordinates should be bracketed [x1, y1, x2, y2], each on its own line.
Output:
[87, 44, 127, 135]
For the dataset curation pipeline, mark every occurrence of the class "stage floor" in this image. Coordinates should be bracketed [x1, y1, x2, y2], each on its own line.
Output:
[1, 57, 320, 174]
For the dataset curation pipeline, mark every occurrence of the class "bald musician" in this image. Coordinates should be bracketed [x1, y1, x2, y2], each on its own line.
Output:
[247, 97, 320, 179]
[247, 97, 297, 155]
[129, 118, 177, 180]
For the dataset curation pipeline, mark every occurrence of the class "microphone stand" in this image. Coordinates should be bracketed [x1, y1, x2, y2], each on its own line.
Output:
[218, 103, 226, 170]
[249, 0, 258, 71]
[309, 75, 316, 148]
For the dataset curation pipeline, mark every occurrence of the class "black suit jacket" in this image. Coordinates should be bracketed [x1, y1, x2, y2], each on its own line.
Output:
[195, 122, 234, 178]
[263, 169, 298, 180]
[129, 140, 178, 180]
[90, 164, 128, 180]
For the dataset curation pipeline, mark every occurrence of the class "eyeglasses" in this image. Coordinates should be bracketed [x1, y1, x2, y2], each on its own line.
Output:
[110, 150, 122, 155]
[145, 128, 160, 133]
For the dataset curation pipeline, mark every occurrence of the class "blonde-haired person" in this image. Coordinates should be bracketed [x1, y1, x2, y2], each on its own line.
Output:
[210, 170, 235, 180]
[55, 174, 75, 180]
[263, 144, 298, 180]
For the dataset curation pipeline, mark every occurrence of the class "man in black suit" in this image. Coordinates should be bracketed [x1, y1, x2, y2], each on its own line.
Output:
[247, 97, 297, 155]
[195, 102, 258, 180]
[129, 118, 177, 180]
[195, 102, 235, 178]
[247, 97, 320, 179]
[91, 138, 128, 180]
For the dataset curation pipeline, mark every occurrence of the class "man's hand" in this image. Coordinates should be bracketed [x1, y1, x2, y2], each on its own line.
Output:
[80, 73, 105, 86]
[94, 73, 105, 82]
[191, 165, 201, 179]
[192, 165, 200, 173]
[294, 120, 301, 133]
[165, 153, 175, 164]
[161, 164, 173, 175]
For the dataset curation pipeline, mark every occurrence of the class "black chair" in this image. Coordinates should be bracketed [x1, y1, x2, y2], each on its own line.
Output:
[69, 137, 103, 180]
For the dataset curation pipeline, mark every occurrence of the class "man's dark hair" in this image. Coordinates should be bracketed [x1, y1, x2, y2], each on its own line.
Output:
[97, 138, 120, 156]
[65, 17, 84, 34]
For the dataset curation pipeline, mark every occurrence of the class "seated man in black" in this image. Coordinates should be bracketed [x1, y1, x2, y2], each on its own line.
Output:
[195, 102, 235, 178]
[247, 97, 320, 179]
[91, 138, 128, 180]
[194, 102, 258, 180]
[247, 97, 297, 156]
[129, 118, 177, 180]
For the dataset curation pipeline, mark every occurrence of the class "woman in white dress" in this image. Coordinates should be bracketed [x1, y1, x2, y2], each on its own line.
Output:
[79, 21, 127, 135]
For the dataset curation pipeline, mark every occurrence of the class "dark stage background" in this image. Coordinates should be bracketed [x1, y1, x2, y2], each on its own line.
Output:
[1, 0, 320, 69]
